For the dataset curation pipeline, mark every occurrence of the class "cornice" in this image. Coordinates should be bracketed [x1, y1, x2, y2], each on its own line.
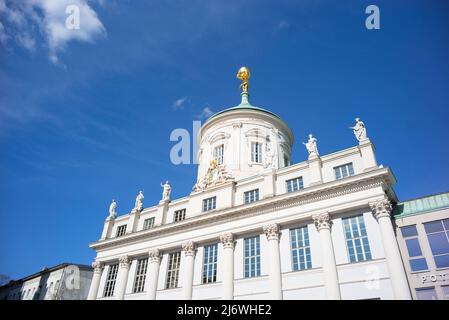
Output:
[90, 167, 394, 251]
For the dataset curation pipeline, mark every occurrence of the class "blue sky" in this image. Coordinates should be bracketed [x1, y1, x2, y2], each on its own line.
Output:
[1, 0, 448, 279]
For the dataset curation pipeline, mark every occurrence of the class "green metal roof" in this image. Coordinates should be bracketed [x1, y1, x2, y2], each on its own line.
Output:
[207, 92, 282, 121]
[393, 191, 449, 218]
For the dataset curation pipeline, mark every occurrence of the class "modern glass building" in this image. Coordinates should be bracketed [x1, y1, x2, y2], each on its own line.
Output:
[393, 191, 449, 300]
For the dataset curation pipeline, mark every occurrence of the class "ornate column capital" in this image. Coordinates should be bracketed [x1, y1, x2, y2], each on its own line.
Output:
[220, 233, 235, 249]
[148, 249, 161, 263]
[263, 223, 281, 241]
[118, 255, 132, 268]
[92, 261, 104, 273]
[370, 199, 393, 221]
[313, 212, 332, 231]
[182, 241, 196, 256]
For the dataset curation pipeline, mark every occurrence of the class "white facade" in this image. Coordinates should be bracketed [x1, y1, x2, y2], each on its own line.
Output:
[0, 263, 93, 300]
[88, 87, 412, 300]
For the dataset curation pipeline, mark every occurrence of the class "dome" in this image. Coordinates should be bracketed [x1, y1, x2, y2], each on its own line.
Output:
[192, 68, 294, 192]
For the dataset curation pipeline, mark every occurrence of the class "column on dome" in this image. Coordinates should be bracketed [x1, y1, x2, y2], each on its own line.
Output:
[370, 199, 412, 300]
[181, 241, 196, 300]
[146, 249, 162, 300]
[87, 261, 104, 300]
[263, 223, 283, 299]
[115, 255, 132, 300]
[313, 212, 341, 300]
[220, 233, 235, 300]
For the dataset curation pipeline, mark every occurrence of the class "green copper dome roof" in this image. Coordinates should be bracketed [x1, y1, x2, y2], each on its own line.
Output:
[208, 93, 282, 121]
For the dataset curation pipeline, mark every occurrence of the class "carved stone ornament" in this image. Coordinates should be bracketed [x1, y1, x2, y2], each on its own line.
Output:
[313, 212, 332, 231]
[192, 160, 234, 192]
[182, 241, 196, 256]
[220, 233, 235, 249]
[369, 199, 393, 221]
[92, 261, 104, 272]
[148, 249, 161, 263]
[118, 255, 132, 268]
[263, 223, 281, 241]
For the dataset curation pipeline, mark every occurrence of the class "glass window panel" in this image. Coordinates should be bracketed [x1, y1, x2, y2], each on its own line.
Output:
[410, 258, 428, 272]
[442, 286, 449, 300]
[424, 220, 444, 233]
[443, 219, 449, 230]
[434, 254, 449, 268]
[427, 233, 449, 255]
[405, 238, 423, 257]
[416, 288, 438, 300]
[401, 225, 418, 238]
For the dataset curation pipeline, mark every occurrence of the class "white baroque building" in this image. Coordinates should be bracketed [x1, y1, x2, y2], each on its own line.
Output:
[88, 68, 412, 300]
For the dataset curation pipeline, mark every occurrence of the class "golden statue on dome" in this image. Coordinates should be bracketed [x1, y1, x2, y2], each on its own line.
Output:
[236, 66, 250, 94]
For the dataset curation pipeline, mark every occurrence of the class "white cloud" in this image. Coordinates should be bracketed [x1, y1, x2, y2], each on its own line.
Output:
[0, 0, 105, 64]
[172, 97, 189, 110]
[196, 107, 214, 120]
[274, 20, 289, 32]
[16, 32, 35, 51]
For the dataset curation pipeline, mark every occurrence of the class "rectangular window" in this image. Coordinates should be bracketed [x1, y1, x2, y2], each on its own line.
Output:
[244, 189, 259, 204]
[165, 252, 181, 289]
[104, 264, 119, 297]
[202, 244, 218, 284]
[424, 219, 449, 268]
[251, 142, 262, 163]
[116, 225, 127, 237]
[400, 225, 428, 272]
[143, 217, 155, 230]
[173, 209, 186, 222]
[442, 285, 449, 300]
[214, 144, 224, 165]
[284, 155, 290, 167]
[244, 236, 261, 278]
[416, 287, 438, 300]
[132, 258, 148, 293]
[286, 177, 304, 193]
[202, 197, 216, 212]
[290, 226, 312, 271]
[334, 163, 355, 180]
[343, 215, 372, 263]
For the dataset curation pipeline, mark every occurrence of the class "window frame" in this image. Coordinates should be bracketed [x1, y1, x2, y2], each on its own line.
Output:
[334, 162, 355, 180]
[132, 258, 148, 293]
[343, 215, 372, 263]
[103, 264, 119, 297]
[202, 197, 216, 212]
[290, 225, 312, 271]
[244, 235, 261, 278]
[400, 225, 429, 272]
[143, 217, 155, 230]
[202, 243, 218, 284]
[165, 252, 181, 289]
[250, 142, 263, 164]
[173, 209, 186, 222]
[116, 225, 127, 237]
[286, 176, 304, 193]
[423, 219, 449, 269]
[213, 144, 224, 165]
[244, 189, 260, 204]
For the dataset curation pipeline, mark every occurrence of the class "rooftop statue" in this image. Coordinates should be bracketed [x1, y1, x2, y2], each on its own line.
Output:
[303, 134, 319, 158]
[108, 199, 117, 219]
[161, 180, 171, 202]
[133, 190, 144, 212]
[350, 117, 368, 142]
